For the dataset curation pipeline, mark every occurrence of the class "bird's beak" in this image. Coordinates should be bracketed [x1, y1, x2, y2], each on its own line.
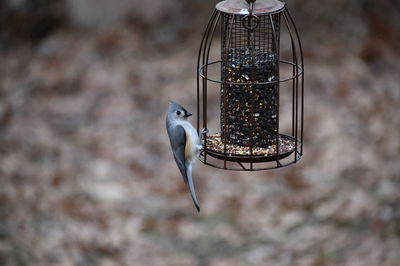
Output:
[185, 112, 192, 118]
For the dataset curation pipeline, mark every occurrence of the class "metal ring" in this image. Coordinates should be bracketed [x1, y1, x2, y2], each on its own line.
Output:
[199, 60, 304, 85]
[242, 14, 260, 31]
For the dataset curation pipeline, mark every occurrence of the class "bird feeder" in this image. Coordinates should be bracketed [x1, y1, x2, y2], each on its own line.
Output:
[197, 0, 304, 171]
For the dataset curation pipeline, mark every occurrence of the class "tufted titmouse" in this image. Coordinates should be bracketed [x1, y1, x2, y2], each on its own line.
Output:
[166, 101, 207, 212]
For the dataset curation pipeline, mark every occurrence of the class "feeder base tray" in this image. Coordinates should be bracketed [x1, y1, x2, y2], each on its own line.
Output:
[205, 133, 298, 163]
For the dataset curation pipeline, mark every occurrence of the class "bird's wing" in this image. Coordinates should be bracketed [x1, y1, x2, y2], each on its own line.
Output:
[170, 125, 188, 184]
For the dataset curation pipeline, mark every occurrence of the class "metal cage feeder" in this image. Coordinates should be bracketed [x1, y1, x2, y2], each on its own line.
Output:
[197, 0, 304, 171]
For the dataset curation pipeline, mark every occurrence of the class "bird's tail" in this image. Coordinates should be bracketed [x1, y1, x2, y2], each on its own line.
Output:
[186, 166, 200, 212]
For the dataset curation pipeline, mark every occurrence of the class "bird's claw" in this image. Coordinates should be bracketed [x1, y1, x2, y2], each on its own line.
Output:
[200, 128, 209, 135]
[198, 128, 209, 153]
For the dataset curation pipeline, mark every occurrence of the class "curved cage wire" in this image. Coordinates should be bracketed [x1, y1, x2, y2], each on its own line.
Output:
[197, 0, 304, 171]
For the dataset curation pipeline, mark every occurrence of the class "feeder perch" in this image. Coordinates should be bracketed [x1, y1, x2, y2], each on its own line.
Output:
[197, 0, 304, 171]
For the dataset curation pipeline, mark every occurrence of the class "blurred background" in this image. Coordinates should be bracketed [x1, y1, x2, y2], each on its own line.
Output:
[0, 0, 399, 265]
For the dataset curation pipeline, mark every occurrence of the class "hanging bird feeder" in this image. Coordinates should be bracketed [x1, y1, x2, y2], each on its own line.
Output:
[197, 0, 304, 171]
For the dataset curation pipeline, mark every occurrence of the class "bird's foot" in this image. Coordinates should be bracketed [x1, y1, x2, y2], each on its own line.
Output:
[200, 128, 209, 134]
[200, 128, 209, 137]
[199, 128, 209, 152]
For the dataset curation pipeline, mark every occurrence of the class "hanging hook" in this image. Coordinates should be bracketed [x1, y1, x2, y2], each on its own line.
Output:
[246, 0, 256, 14]
[242, 0, 259, 31]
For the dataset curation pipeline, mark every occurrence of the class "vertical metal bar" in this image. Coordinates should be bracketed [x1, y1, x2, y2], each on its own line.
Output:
[282, 11, 296, 137]
[222, 14, 234, 170]
[290, 15, 299, 163]
[285, 8, 304, 157]
[282, 10, 299, 163]
[204, 11, 221, 165]
[294, 50, 299, 163]
[200, 10, 219, 165]
[269, 13, 280, 167]
[221, 14, 227, 169]
[197, 10, 217, 134]
[249, 18, 256, 171]
[290, 30, 296, 137]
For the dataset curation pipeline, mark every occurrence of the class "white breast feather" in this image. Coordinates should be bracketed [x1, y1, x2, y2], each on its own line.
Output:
[178, 121, 200, 163]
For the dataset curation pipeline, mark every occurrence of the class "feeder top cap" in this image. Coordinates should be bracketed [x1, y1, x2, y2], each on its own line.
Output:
[216, 0, 285, 15]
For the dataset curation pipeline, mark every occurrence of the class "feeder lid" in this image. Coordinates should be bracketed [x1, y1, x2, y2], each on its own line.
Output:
[216, 0, 285, 15]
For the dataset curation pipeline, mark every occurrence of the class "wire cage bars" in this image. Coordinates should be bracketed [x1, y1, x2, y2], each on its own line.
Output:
[197, 0, 304, 171]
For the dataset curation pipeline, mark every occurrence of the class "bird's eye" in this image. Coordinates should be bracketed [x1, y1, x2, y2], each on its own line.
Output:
[176, 111, 181, 115]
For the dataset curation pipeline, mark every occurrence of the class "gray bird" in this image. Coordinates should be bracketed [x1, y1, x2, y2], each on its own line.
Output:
[166, 102, 207, 212]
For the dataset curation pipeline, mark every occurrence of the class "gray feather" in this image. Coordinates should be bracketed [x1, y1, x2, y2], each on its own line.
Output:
[186, 164, 200, 212]
[167, 124, 188, 184]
